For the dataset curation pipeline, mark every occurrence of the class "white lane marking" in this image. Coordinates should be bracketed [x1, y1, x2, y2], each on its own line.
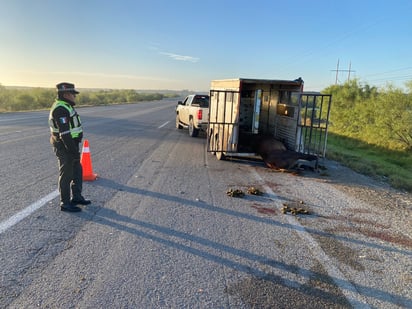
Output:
[249, 168, 371, 308]
[0, 190, 59, 234]
[158, 121, 170, 129]
[0, 116, 42, 122]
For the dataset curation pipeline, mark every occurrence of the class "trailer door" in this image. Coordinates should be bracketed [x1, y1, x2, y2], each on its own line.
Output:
[207, 90, 240, 159]
[296, 93, 332, 157]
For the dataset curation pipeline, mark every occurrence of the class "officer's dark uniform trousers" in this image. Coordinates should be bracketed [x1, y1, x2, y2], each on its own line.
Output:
[52, 138, 83, 205]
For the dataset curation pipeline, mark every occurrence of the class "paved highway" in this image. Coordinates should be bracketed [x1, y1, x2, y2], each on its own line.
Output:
[1, 99, 411, 308]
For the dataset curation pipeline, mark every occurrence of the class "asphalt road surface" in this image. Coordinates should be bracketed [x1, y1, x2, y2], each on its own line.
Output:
[1, 99, 411, 308]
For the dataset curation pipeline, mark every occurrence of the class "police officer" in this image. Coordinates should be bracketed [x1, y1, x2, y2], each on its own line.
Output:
[49, 82, 91, 212]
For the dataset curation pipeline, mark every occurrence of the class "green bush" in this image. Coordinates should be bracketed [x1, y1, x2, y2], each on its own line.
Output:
[324, 79, 412, 151]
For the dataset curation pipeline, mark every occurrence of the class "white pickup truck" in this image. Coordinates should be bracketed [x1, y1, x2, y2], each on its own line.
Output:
[175, 94, 209, 137]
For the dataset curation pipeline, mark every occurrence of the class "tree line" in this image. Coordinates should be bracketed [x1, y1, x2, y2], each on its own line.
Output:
[323, 80, 412, 152]
[0, 85, 178, 112]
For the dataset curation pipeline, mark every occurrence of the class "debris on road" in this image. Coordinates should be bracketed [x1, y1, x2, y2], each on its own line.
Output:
[226, 188, 245, 198]
[281, 202, 310, 215]
[227, 186, 264, 197]
[247, 186, 263, 195]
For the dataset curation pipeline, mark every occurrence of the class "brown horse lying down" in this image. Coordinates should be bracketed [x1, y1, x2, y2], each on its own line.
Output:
[252, 135, 318, 170]
[260, 148, 318, 170]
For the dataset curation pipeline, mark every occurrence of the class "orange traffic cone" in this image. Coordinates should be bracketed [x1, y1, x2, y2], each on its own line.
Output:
[80, 139, 98, 181]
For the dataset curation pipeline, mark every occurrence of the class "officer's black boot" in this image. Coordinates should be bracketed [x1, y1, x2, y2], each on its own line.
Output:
[71, 196, 91, 205]
[60, 202, 81, 212]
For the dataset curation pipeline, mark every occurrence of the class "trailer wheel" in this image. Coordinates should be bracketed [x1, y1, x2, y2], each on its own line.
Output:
[176, 114, 183, 129]
[215, 134, 225, 160]
[189, 118, 199, 137]
[208, 129, 216, 155]
[216, 151, 225, 160]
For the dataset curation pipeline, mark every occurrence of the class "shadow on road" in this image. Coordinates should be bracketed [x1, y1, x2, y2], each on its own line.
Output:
[79, 177, 411, 308]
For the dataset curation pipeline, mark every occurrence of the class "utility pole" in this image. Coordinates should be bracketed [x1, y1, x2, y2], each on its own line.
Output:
[331, 59, 355, 84]
[335, 59, 340, 84]
[347, 61, 352, 82]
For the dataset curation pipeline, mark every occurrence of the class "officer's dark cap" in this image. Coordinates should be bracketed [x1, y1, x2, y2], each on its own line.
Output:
[56, 82, 79, 94]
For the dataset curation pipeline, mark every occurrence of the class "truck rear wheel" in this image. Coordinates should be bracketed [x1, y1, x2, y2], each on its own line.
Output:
[189, 118, 199, 137]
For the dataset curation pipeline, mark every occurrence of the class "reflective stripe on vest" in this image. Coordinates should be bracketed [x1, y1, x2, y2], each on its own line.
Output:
[49, 100, 83, 138]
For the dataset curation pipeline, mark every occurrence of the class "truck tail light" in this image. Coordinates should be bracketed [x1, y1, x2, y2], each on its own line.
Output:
[197, 109, 203, 120]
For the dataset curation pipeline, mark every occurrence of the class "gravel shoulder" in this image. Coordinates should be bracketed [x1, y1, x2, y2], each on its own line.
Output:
[324, 159, 412, 213]
[229, 157, 412, 308]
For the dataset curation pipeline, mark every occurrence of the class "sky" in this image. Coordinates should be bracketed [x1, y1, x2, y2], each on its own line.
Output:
[0, 0, 411, 92]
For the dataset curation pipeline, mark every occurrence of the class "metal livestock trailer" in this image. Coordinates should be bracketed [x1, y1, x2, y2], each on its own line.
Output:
[207, 78, 332, 161]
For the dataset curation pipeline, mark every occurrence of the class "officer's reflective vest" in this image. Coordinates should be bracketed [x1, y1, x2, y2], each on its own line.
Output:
[49, 100, 83, 138]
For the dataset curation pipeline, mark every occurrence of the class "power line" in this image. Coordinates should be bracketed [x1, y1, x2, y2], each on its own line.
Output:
[362, 66, 412, 78]
[368, 75, 412, 82]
